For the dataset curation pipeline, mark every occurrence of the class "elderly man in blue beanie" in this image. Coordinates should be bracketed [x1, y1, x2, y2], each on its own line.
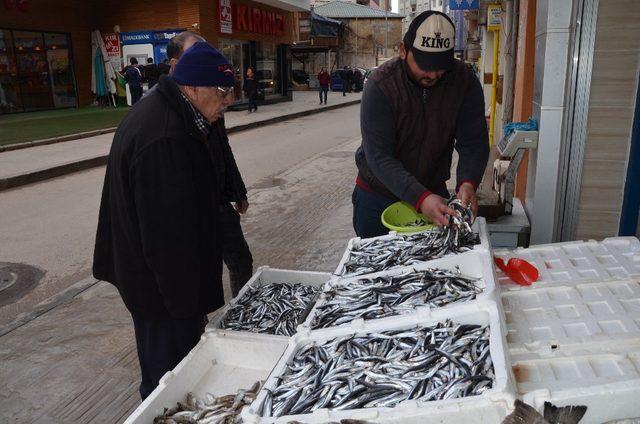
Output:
[93, 42, 237, 399]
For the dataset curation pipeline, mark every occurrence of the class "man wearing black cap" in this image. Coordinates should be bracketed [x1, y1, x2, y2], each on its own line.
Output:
[93, 42, 236, 399]
[353, 11, 489, 238]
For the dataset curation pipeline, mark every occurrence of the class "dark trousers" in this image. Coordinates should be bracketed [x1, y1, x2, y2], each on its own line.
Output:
[319, 85, 328, 103]
[351, 185, 395, 239]
[130, 85, 143, 105]
[342, 83, 348, 96]
[132, 314, 207, 399]
[220, 203, 253, 297]
[148, 79, 158, 90]
[248, 93, 258, 112]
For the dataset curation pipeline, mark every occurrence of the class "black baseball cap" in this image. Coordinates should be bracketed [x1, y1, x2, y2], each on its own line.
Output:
[403, 11, 455, 71]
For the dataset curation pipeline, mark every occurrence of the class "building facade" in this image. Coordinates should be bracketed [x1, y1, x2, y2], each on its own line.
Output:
[0, 0, 308, 114]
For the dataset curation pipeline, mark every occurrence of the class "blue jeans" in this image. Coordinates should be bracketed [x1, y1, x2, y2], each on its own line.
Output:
[319, 85, 328, 103]
[352, 185, 395, 239]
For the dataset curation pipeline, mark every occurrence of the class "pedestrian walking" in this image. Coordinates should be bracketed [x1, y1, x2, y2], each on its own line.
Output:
[143, 57, 159, 89]
[243, 67, 258, 113]
[317, 67, 330, 104]
[353, 11, 489, 238]
[341, 65, 349, 97]
[124, 57, 143, 105]
[346, 66, 354, 93]
[93, 42, 238, 400]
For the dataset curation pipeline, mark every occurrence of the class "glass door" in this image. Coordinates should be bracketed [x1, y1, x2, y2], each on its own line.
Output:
[219, 39, 244, 101]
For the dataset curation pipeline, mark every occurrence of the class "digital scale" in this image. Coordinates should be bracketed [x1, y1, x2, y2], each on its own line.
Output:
[492, 130, 538, 215]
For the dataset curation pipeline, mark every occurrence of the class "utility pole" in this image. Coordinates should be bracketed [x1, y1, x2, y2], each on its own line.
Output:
[384, 0, 388, 57]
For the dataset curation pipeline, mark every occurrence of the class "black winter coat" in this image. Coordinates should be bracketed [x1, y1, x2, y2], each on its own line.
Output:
[93, 75, 225, 319]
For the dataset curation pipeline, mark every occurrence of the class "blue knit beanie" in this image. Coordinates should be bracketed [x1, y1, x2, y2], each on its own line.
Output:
[172, 41, 235, 87]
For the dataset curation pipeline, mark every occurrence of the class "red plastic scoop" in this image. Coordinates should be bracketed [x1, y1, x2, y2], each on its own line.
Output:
[494, 257, 539, 286]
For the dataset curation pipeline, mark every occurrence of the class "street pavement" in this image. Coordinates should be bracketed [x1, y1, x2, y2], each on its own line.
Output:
[0, 91, 361, 190]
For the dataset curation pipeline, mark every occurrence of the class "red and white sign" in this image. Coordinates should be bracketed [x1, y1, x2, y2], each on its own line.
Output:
[219, 0, 233, 34]
[102, 33, 120, 58]
[235, 4, 285, 36]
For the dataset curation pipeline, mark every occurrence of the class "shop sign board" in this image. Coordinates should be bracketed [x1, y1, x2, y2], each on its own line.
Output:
[103, 33, 120, 57]
[449, 0, 478, 10]
[219, 0, 233, 34]
[235, 4, 285, 36]
[487, 3, 502, 31]
[120, 31, 154, 45]
[3, 0, 29, 12]
[153, 30, 183, 42]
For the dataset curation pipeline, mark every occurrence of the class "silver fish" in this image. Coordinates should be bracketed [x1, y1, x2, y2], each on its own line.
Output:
[312, 268, 481, 329]
[220, 283, 319, 336]
[341, 199, 479, 276]
[261, 320, 494, 418]
[155, 381, 261, 424]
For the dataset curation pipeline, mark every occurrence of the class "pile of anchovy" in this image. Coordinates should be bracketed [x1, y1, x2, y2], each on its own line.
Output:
[259, 321, 494, 417]
[219, 282, 319, 336]
[341, 200, 479, 276]
[154, 381, 260, 423]
[311, 268, 481, 329]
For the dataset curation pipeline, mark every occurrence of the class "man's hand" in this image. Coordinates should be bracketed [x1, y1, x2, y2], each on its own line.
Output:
[234, 199, 249, 214]
[418, 194, 457, 227]
[456, 182, 478, 216]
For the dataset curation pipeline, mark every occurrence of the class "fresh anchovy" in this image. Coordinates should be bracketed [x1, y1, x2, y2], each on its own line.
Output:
[154, 381, 261, 424]
[341, 199, 479, 276]
[220, 283, 319, 336]
[404, 218, 428, 228]
[260, 320, 494, 418]
[312, 268, 481, 329]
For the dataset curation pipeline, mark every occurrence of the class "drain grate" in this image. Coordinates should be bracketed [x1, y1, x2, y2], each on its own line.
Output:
[0, 268, 17, 292]
[0, 263, 44, 307]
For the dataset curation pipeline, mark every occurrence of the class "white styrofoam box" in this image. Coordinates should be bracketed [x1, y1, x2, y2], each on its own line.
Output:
[494, 237, 640, 291]
[502, 278, 640, 356]
[207, 266, 333, 340]
[242, 302, 516, 424]
[334, 217, 491, 277]
[123, 332, 288, 424]
[301, 249, 499, 332]
[511, 348, 640, 424]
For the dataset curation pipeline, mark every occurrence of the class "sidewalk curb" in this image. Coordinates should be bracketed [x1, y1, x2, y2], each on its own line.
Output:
[0, 99, 361, 192]
[0, 128, 118, 153]
[0, 277, 100, 338]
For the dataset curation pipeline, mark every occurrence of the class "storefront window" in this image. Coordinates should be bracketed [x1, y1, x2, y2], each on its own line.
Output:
[0, 29, 77, 114]
[44, 33, 76, 108]
[219, 39, 251, 101]
[0, 30, 21, 113]
[256, 42, 279, 98]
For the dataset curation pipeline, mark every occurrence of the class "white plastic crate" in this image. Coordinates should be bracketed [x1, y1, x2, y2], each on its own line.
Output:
[207, 266, 332, 340]
[494, 237, 640, 291]
[241, 302, 516, 424]
[334, 217, 491, 277]
[301, 249, 499, 332]
[123, 332, 288, 424]
[510, 347, 640, 424]
[502, 278, 640, 356]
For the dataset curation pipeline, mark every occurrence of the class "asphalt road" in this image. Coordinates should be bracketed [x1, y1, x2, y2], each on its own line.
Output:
[0, 104, 361, 327]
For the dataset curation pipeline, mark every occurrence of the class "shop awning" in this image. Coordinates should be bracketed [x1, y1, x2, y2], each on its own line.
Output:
[310, 11, 342, 37]
[253, 0, 309, 11]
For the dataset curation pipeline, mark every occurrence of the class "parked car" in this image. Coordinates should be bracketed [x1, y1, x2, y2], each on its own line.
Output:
[256, 68, 275, 94]
[292, 69, 309, 85]
[330, 69, 364, 92]
[364, 67, 377, 85]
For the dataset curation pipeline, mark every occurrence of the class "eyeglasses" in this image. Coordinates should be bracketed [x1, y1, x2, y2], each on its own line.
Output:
[216, 86, 235, 97]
